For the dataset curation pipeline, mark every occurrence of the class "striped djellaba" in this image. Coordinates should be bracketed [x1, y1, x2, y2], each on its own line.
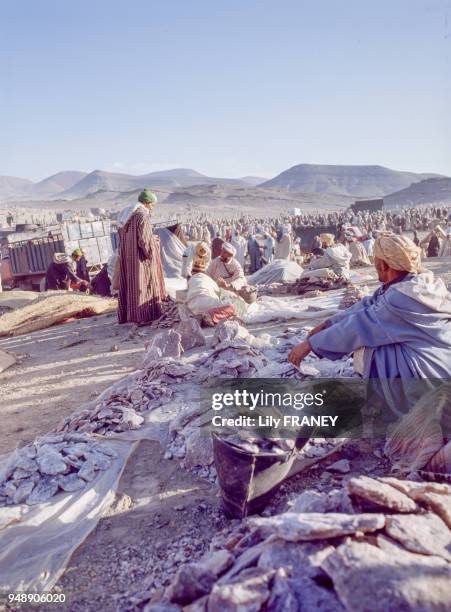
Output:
[117, 207, 166, 325]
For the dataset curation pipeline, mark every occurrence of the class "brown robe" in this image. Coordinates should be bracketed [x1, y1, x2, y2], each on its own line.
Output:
[117, 207, 166, 324]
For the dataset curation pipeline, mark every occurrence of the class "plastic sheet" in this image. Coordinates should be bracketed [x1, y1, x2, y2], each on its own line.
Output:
[0, 378, 201, 593]
[0, 439, 136, 592]
[247, 260, 304, 285]
[154, 228, 185, 279]
[245, 292, 343, 324]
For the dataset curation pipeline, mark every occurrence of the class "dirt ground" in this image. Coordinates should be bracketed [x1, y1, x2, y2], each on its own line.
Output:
[0, 314, 156, 457]
[0, 257, 450, 610]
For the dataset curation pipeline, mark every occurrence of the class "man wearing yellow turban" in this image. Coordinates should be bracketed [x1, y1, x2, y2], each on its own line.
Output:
[288, 233, 451, 411]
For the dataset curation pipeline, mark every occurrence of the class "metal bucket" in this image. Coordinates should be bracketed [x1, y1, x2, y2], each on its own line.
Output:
[212, 432, 311, 518]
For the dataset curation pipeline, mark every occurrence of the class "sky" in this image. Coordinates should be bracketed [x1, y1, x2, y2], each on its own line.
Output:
[1, 0, 450, 181]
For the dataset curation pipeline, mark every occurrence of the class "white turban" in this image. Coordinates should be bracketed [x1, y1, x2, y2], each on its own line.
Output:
[222, 242, 236, 256]
[53, 252, 71, 264]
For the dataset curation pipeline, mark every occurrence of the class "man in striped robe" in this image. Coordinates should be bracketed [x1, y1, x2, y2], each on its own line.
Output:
[117, 189, 166, 325]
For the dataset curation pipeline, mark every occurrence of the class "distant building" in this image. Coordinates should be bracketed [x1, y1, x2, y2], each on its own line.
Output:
[351, 198, 384, 213]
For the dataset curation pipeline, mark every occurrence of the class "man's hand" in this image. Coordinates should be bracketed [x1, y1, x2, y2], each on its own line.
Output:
[307, 321, 327, 338]
[288, 339, 312, 367]
[217, 277, 227, 288]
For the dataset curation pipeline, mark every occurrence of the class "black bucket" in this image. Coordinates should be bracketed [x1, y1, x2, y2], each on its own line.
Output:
[212, 432, 312, 518]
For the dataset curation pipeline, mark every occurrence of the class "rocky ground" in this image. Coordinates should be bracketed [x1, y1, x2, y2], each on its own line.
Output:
[0, 257, 450, 611]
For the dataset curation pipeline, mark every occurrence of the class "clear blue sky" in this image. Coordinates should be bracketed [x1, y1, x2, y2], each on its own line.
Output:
[1, 0, 450, 181]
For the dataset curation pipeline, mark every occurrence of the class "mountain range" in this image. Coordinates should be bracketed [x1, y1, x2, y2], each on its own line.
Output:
[0, 169, 266, 201]
[0, 164, 448, 207]
[260, 164, 442, 197]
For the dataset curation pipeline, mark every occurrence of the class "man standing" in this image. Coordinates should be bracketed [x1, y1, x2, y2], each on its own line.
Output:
[207, 242, 246, 290]
[71, 248, 89, 290]
[231, 230, 247, 267]
[263, 232, 275, 264]
[117, 189, 166, 325]
[274, 225, 292, 260]
[211, 233, 224, 259]
[248, 233, 262, 273]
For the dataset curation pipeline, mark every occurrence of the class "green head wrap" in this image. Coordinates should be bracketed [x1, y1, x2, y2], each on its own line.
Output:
[138, 189, 157, 204]
[71, 248, 83, 258]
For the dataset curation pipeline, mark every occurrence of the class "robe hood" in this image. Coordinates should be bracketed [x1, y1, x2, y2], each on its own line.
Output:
[392, 271, 451, 315]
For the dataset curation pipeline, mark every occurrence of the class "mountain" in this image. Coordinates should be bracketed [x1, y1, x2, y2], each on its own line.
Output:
[384, 177, 451, 208]
[61, 168, 252, 199]
[32, 171, 88, 197]
[260, 164, 443, 197]
[0, 176, 34, 200]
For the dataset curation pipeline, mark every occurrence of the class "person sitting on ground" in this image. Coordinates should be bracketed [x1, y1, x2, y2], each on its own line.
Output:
[288, 233, 451, 412]
[207, 242, 246, 290]
[346, 234, 371, 266]
[90, 263, 111, 297]
[45, 253, 89, 291]
[186, 259, 247, 325]
[182, 241, 210, 278]
[309, 233, 352, 279]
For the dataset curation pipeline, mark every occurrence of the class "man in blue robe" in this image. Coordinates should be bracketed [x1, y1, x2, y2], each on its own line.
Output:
[288, 234, 451, 416]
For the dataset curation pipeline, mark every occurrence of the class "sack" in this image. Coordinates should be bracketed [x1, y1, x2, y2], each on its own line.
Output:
[237, 285, 257, 304]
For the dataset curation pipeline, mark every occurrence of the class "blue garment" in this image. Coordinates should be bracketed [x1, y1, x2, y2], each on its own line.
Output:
[264, 236, 275, 264]
[309, 272, 451, 416]
[309, 273, 451, 380]
[248, 236, 262, 273]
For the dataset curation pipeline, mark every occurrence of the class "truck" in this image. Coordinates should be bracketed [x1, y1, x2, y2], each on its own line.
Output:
[6, 220, 114, 291]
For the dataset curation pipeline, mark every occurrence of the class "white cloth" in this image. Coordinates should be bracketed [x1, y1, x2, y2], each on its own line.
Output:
[186, 273, 223, 314]
[117, 203, 147, 228]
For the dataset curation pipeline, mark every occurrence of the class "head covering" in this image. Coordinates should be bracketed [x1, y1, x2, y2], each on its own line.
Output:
[195, 241, 209, 258]
[138, 189, 157, 204]
[71, 248, 83, 258]
[374, 233, 421, 273]
[53, 252, 71, 265]
[192, 257, 207, 273]
[320, 233, 335, 247]
[221, 242, 236, 256]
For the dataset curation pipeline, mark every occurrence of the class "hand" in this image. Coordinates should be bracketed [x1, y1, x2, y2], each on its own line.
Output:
[288, 340, 312, 367]
[217, 277, 227, 288]
[307, 321, 327, 338]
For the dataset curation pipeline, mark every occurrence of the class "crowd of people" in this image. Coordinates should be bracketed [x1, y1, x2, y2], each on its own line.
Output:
[44, 196, 451, 320]
[179, 204, 451, 273]
[41, 192, 451, 470]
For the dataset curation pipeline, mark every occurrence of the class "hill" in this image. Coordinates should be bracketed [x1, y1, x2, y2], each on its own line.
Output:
[0, 176, 34, 200]
[32, 171, 88, 197]
[260, 164, 442, 197]
[384, 177, 451, 208]
[61, 168, 253, 199]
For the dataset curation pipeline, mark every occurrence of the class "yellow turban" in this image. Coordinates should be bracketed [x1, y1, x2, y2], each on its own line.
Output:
[320, 233, 335, 247]
[374, 233, 422, 273]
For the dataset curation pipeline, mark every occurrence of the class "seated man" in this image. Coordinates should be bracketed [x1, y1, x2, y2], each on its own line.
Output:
[289, 234, 451, 410]
[182, 241, 210, 279]
[309, 234, 352, 279]
[207, 242, 246, 291]
[187, 259, 247, 325]
[45, 253, 89, 291]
